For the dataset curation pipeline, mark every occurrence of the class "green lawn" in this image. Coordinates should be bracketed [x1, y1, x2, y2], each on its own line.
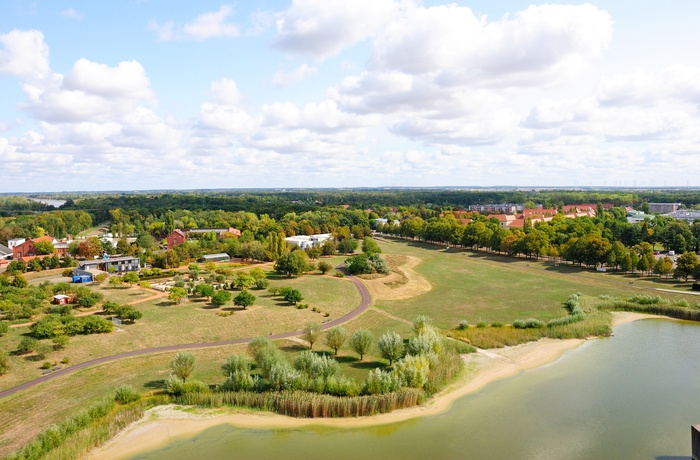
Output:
[376, 240, 696, 328]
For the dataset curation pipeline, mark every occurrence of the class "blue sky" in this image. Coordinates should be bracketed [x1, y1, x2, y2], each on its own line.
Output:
[1, 0, 699, 192]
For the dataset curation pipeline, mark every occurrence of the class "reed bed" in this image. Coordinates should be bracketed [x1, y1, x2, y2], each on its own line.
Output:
[6, 395, 168, 460]
[599, 300, 700, 321]
[175, 389, 425, 418]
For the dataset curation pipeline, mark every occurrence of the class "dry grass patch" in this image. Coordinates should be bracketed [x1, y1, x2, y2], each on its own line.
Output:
[362, 254, 431, 301]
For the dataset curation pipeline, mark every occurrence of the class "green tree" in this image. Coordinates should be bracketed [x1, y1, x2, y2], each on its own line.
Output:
[350, 329, 373, 361]
[136, 233, 157, 250]
[168, 287, 188, 304]
[675, 251, 700, 281]
[301, 321, 322, 350]
[378, 331, 404, 366]
[249, 267, 267, 280]
[361, 237, 382, 256]
[325, 326, 349, 355]
[283, 288, 303, 305]
[122, 271, 139, 286]
[337, 238, 358, 254]
[318, 261, 332, 274]
[654, 256, 674, 277]
[34, 240, 55, 255]
[11, 274, 28, 288]
[0, 352, 8, 376]
[211, 290, 232, 307]
[233, 290, 256, 309]
[274, 250, 310, 277]
[170, 351, 196, 382]
[195, 283, 215, 300]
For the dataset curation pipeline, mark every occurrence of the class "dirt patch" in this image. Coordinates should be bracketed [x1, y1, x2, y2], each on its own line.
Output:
[362, 254, 431, 301]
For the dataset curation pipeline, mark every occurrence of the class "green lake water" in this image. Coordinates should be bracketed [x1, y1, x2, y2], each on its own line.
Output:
[128, 319, 700, 460]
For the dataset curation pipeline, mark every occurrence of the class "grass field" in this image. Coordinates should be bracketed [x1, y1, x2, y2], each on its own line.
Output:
[375, 239, 695, 328]
[0, 273, 360, 393]
[2, 241, 699, 456]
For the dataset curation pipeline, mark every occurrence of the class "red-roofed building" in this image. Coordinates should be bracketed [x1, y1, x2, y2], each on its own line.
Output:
[12, 235, 57, 260]
[166, 229, 188, 249]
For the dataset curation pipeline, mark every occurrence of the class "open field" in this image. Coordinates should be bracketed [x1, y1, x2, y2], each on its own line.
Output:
[375, 239, 695, 328]
[3, 240, 700, 457]
[0, 273, 360, 393]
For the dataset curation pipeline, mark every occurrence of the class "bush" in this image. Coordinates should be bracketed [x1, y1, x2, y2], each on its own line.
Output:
[41, 361, 52, 369]
[0, 352, 8, 376]
[476, 321, 488, 328]
[491, 322, 504, 328]
[17, 336, 38, 354]
[115, 385, 141, 404]
[457, 320, 469, 330]
[512, 318, 545, 329]
[0, 321, 9, 336]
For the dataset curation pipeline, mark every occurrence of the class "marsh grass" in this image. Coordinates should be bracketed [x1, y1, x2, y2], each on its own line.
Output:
[6, 395, 168, 460]
[175, 389, 425, 418]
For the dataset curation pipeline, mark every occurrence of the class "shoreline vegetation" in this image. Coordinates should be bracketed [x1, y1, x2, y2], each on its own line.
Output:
[83, 312, 663, 460]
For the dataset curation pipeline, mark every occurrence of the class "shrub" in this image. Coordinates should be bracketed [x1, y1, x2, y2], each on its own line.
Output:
[457, 320, 469, 330]
[114, 385, 141, 404]
[41, 361, 52, 370]
[0, 352, 9, 376]
[17, 336, 38, 354]
[476, 321, 488, 328]
[365, 368, 402, 395]
[491, 322, 504, 328]
[512, 318, 545, 329]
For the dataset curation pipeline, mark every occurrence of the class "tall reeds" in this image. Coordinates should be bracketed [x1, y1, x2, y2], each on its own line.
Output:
[175, 389, 425, 418]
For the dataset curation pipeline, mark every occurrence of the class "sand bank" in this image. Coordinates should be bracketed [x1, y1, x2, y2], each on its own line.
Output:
[87, 312, 655, 460]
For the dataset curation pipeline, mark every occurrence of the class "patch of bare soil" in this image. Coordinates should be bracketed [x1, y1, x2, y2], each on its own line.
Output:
[362, 254, 431, 301]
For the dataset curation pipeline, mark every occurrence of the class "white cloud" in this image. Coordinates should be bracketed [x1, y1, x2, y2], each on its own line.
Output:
[150, 5, 240, 41]
[62, 8, 84, 20]
[274, 0, 403, 60]
[371, 3, 612, 86]
[272, 64, 317, 87]
[63, 58, 153, 100]
[183, 5, 240, 40]
[0, 29, 50, 79]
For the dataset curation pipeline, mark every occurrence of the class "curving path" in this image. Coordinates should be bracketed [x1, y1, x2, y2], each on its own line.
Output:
[0, 276, 372, 400]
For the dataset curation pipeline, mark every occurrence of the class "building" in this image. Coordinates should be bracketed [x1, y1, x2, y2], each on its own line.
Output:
[12, 235, 56, 260]
[0, 244, 11, 260]
[166, 229, 188, 249]
[285, 234, 331, 250]
[666, 210, 700, 223]
[649, 203, 682, 214]
[165, 227, 241, 249]
[468, 203, 523, 215]
[73, 256, 141, 282]
[200, 253, 231, 263]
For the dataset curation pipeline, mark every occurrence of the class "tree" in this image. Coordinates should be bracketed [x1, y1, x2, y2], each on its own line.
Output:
[337, 238, 358, 254]
[249, 267, 267, 280]
[11, 274, 28, 288]
[233, 290, 256, 309]
[168, 287, 187, 304]
[654, 257, 674, 277]
[282, 288, 303, 305]
[136, 233, 157, 250]
[0, 352, 8, 376]
[170, 351, 196, 382]
[378, 331, 404, 366]
[195, 283, 215, 300]
[34, 240, 55, 255]
[318, 261, 332, 274]
[325, 326, 349, 355]
[361, 237, 382, 256]
[301, 321, 322, 350]
[211, 290, 232, 307]
[109, 276, 124, 288]
[350, 329, 373, 360]
[274, 251, 310, 277]
[122, 272, 139, 286]
[675, 251, 700, 281]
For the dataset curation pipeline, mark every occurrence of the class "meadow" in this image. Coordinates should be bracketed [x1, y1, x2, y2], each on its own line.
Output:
[2, 240, 698, 456]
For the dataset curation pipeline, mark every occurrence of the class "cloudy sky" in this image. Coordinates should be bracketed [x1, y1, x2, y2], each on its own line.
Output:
[1, 0, 699, 192]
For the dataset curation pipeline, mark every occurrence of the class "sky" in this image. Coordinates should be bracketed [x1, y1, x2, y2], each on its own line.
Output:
[1, 0, 700, 192]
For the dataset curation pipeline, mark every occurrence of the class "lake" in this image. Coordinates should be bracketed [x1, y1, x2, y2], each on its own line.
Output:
[127, 319, 700, 460]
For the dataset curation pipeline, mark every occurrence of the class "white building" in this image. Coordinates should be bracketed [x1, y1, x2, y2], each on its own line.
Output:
[284, 233, 332, 250]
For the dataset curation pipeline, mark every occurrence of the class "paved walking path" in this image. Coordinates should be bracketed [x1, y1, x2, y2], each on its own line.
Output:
[0, 276, 371, 400]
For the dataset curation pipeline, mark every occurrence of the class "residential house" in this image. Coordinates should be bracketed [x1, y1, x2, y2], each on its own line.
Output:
[0, 244, 11, 260]
[649, 203, 682, 214]
[166, 229, 188, 249]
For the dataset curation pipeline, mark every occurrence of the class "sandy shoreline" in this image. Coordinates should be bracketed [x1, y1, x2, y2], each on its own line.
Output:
[87, 312, 658, 460]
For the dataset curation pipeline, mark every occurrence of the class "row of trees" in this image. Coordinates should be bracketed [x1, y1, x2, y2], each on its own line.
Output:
[166, 314, 465, 397]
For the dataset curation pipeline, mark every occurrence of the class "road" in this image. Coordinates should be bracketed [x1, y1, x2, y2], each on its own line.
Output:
[0, 276, 371, 400]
